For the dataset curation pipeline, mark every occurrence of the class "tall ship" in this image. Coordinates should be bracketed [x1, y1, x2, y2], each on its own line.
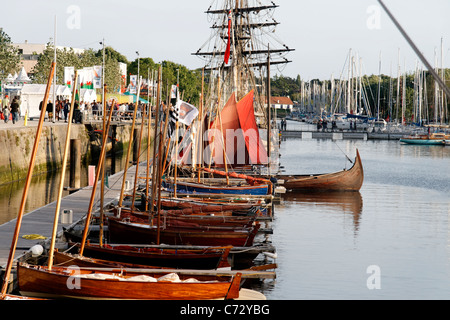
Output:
[192, 0, 294, 173]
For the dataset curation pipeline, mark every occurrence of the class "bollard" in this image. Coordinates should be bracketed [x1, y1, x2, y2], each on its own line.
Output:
[70, 139, 81, 190]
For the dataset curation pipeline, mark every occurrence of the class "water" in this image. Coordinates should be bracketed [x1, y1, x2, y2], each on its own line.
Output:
[0, 154, 128, 226]
[261, 128, 450, 300]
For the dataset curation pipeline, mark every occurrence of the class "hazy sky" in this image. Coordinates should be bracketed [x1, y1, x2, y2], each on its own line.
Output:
[3, 0, 450, 80]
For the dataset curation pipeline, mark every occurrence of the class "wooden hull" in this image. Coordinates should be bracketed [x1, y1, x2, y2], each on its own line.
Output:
[162, 180, 269, 196]
[17, 263, 241, 300]
[108, 218, 260, 247]
[160, 198, 259, 211]
[278, 149, 364, 192]
[118, 208, 257, 229]
[61, 243, 231, 270]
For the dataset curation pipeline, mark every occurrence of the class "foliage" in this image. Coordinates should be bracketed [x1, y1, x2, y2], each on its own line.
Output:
[0, 29, 21, 80]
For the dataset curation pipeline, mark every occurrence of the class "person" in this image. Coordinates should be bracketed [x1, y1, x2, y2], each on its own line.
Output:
[10, 98, 20, 124]
[63, 99, 70, 122]
[46, 100, 53, 121]
[55, 99, 62, 121]
[2, 95, 10, 123]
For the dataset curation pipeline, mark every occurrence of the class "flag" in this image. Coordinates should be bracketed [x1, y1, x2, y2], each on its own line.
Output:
[170, 85, 178, 99]
[129, 75, 137, 94]
[175, 100, 199, 126]
[168, 107, 178, 138]
[93, 66, 102, 89]
[64, 67, 75, 88]
[224, 10, 232, 64]
[83, 67, 94, 89]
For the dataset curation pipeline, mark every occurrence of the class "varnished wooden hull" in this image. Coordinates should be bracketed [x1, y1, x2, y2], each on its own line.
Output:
[118, 208, 256, 229]
[17, 263, 241, 300]
[61, 243, 231, 269]
[108, 218, 260, 247]
[162, 180, 270, 195]
[278, 149, 364, 191]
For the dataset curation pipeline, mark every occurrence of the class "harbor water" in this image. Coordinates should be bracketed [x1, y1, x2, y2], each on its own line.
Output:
[262, 122, 450, 299]
[1, 121, 449, 300]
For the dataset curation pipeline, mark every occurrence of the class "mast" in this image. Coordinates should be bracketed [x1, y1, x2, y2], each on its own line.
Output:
[377, 52, 382, 120]
[150, 66, 162, 217]
[1, 62, 55, 298]
[194, 0, 293, 118]
[266, 46, 271, 165]
[117, 75, 141, 208]
[47, 70, 78, 270]
[79, 103, 115, 256]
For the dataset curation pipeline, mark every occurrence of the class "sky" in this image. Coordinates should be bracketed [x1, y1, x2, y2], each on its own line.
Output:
[2, 0, 450, 81]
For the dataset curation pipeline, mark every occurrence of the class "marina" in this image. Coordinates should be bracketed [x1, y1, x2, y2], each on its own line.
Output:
[0, 0, 449, 303]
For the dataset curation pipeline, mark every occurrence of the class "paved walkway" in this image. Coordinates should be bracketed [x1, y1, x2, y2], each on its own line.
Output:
[0, 118, 71, 130]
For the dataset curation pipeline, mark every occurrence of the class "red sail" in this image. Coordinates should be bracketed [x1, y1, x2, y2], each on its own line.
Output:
[209, 91, 268, 167]
[236, 90, 268, 165]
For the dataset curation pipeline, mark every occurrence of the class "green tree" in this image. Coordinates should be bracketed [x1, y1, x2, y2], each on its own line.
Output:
[0, 29, 21, 80]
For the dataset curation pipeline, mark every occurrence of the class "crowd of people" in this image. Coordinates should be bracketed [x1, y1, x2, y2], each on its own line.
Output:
[0, 94, 151, 125]
[1, 95, 21, 124]
[38, 99, 148, 123]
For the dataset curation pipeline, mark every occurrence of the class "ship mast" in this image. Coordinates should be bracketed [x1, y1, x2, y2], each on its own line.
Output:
[193, 0, 294, 124]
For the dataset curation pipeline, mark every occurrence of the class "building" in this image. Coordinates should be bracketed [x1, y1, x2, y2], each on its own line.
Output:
[262, 96, 295, 111]
[13, 41, 85, 77]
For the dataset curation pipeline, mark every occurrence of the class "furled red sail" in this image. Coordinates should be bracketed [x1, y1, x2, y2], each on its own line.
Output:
[209, 90, 268, 167]
[235, 90, 268, 165]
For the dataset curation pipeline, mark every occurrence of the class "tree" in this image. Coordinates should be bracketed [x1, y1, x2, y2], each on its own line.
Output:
[0, 29, 21, 80]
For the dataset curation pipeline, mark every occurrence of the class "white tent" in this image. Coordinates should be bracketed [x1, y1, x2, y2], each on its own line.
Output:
[79, 89, 97, 103]
[14, 67, 31, 84]
[19, 84, 72, 119]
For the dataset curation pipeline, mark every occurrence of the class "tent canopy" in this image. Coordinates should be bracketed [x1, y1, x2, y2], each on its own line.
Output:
[21, 84, 72, 97]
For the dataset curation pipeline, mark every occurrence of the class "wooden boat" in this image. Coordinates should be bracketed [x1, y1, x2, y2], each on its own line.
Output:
[276, 149, 364, 192]
[54, 244, 232, 270]
[116, 207, 257, 228]
[162, 179, 270, 196]
[159, 197, 260, 213]
[17, 263, 242, 300]
[108, 217, 260, 247]
[400, 133, 448, 145]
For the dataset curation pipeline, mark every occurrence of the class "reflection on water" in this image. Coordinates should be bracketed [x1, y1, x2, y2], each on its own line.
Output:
[0, 154, 127, 226]
[265, 137, 450, 300]
[281, 191, 363, 233]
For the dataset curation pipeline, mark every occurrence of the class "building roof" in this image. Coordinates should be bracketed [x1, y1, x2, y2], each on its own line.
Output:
[261, 96, 294, 105]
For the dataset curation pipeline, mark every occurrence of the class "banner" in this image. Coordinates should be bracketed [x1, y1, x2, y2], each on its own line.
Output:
[83, 67, 94, 89]
[174, 100, 199, 126]
[129, 75, 137, 94]
[170, 85, 178, 99]
[64, 67, 75, 88]
[93, 66, 102, 89]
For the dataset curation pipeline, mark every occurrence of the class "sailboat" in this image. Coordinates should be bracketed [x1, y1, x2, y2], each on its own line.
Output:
[189, 0, 293, 176]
